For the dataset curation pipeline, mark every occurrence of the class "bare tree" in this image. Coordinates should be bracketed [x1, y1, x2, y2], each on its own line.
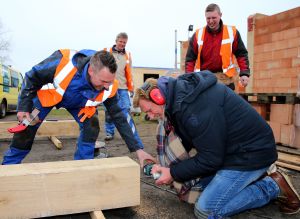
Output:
[0, 19, 10, 63]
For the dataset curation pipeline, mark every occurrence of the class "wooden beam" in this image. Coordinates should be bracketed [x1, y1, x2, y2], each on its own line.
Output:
[0, 120, 79, 139]
[276, 161, 300, 171]
[278, 152, 300, 166]
[0, 157, 140, 219]
[90, 211, 106, 219]
[48, 136, 63, 149]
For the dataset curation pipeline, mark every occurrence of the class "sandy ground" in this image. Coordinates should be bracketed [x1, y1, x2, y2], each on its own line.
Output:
[0, 111, 299, 219]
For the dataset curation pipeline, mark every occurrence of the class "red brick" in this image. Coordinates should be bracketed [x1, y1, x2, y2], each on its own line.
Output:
[280, 124, 293, 145]
[291, 67, 300, 78]
[261, 58, 292, 70]
[273, 87, 294, 93]
[254, 51, 273, 62]
[255, 34, 272, 45]
[271, 31, 284, 41]
[272, 7, 300, 23]
[255, 16, 267, 28]
[270, 69, 285, 78]
[272, 77, 292, 88]
[253, 44, 264, 54]
[273, 47, 298, 59]
[280, 124, 300, 148]
[254, 78, 273, 88]
[255, 16, 300, 36]
[257, 70, 271, 79]
[294, 104, 300, 126]
[278, 67, 300, 78]
[268, 122, 281, 143]
[292, 57, 300, 67]
[251, 103, 267, 119]
[283, 27, 299, 39]
[288, 37, 300, 48]
[270, 104, 294, 125]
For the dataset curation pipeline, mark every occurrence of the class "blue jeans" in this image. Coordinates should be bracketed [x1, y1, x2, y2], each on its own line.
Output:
[194, 168, 280, 218]
[105, 89, 131, 136]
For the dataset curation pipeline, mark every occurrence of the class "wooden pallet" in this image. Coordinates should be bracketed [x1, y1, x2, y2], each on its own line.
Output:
[239, 93, 300, 104]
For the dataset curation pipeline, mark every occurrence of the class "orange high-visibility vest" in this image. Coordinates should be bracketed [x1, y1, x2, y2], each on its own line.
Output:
[37, 49, 78, 107]
[195, 25, 237, 77]
[37, 49, 119, 107]
[104, 47, 134, 91]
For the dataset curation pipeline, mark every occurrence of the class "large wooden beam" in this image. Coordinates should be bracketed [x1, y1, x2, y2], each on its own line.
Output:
[0, 120, 79, 139]
[0, 157, 140, 219]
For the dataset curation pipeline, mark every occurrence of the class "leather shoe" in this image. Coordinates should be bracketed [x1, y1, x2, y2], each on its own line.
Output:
[269, 170, 300, 214]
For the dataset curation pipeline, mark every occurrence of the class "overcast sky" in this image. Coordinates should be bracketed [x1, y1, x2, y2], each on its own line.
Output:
[1, 0, 299, 73]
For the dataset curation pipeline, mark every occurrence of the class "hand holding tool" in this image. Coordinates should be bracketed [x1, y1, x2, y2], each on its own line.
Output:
[7, 108, 40, 133]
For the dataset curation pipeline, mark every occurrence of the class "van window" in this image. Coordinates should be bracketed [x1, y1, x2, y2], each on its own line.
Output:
[11, 70, 19, 87]
[2, 66, 10, 92]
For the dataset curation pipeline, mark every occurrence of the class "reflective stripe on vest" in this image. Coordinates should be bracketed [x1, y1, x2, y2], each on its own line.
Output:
[37, 49, 77, 107]
[85, 79, 119, 107]
[195, 27, 205, 72]
[195, 25, 237, 77]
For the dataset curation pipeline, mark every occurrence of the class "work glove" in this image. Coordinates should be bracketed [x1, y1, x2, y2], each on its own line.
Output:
[78, 107, 96, 122]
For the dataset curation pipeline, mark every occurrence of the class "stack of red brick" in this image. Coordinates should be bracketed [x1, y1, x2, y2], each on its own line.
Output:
[252, 103, 300, 149]
[246, 7, 300, 149]
[251, 7, 300, 93]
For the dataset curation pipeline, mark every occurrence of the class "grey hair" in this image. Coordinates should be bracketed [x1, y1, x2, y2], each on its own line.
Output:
[116, 32, 128, 41]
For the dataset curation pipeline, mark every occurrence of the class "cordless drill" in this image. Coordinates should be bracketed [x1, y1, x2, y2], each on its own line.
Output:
[143, 160, 161, 180]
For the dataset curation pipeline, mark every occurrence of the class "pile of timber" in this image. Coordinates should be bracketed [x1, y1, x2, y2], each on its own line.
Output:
[276, 145, 300, 171]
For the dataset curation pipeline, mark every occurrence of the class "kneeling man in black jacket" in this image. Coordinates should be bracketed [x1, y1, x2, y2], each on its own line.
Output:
[133, 71, 300, 218]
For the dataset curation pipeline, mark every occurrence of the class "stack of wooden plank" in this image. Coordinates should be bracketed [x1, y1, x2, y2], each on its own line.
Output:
[276, 145, 300, 171]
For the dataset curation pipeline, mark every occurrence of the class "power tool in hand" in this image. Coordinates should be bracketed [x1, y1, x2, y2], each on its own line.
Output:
[143, 160, 161, 180]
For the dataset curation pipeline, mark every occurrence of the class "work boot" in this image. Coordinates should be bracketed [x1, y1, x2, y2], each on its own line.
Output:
[104, 134, 114, 141]
[269, 170, 300, 214]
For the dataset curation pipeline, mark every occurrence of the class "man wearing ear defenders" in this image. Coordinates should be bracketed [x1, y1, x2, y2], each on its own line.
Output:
[133, 71, 300, 218]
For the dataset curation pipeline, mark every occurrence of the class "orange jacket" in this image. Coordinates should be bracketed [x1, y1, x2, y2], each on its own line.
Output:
[195, 25, 237, 77]
[37, 49, 119, 121]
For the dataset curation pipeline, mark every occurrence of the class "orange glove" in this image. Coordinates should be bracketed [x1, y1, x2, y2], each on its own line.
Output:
[78, 107, 96, 122]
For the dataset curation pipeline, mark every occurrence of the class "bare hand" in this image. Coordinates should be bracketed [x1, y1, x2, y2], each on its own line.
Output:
[17, 112, 31, 123]
[136, 149, 156, 167]
[152, 165, 173, 185]
[239, 76, 249, 87]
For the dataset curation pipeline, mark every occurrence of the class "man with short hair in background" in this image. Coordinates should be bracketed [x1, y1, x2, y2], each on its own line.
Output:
[104, 32, 143, 149]
[185, 3, 250, 90]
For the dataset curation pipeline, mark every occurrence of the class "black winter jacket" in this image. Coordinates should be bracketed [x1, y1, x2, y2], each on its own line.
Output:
[161, 71, 277, 182]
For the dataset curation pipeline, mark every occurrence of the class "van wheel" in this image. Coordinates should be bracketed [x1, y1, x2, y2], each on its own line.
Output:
[144, 114, 150, 121]
[0, 101, 7, 118]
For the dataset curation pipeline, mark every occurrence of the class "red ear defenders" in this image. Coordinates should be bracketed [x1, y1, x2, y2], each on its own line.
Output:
[149, 88, 165, 105]
[140, 82, 165, 105]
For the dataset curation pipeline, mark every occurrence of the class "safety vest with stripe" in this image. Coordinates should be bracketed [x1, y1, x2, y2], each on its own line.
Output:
[195, 25, 237, 77]
[104, 47, 134, 91]
[37, 49, 119, 108]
